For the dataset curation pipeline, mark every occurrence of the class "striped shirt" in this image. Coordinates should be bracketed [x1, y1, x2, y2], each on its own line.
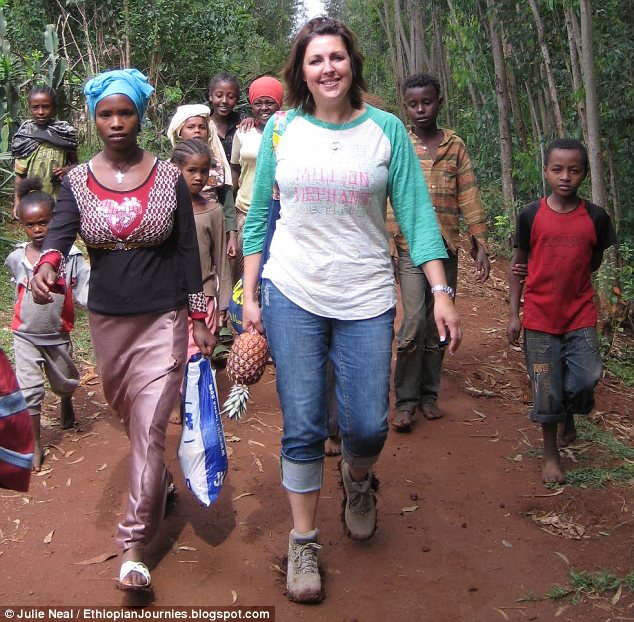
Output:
[390, 128, 488, 256]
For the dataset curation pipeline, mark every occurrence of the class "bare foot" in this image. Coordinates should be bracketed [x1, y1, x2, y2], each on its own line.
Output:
[32, 439, 44, 472]
[542, 457, 565, 484]
[392, 410, 413, 433]
[557, 413, 577, 447]
[169, 404, 182, 425]
[421, 403, 444, 420]
[325, 435, 342, 456]
[60, 396, 76, 430]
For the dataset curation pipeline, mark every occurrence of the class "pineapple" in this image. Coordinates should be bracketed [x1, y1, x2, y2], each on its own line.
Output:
[222, 330, 269, 420]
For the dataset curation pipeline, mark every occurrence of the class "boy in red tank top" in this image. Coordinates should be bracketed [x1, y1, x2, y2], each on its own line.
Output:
[507, 138, 617, 485]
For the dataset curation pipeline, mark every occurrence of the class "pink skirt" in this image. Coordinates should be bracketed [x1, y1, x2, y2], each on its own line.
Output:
[89, 308, 187, 550]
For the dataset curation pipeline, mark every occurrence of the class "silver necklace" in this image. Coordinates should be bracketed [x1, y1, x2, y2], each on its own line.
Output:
[315, 113, 355, 151]
[113, 149, 142, 184]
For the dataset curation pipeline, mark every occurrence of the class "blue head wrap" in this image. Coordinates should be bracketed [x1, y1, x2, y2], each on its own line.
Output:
[84, 69, 154, 120]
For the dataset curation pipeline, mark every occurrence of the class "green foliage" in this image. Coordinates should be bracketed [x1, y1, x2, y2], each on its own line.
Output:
[547, 568, 634, 605]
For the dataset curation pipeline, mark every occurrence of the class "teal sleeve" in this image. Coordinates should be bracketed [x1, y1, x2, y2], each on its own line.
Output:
[242, 117, 276, 256]
[381, 112, 447, 266]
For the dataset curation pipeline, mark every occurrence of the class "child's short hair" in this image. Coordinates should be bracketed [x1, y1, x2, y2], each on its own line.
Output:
[208, 72, 240, 97]
[16, 177, 55, 218]
[544, 138, 589, 170]
[27, 84, 57, 108]
[402, 74, 441, 98]
[171, 139, 212, 167]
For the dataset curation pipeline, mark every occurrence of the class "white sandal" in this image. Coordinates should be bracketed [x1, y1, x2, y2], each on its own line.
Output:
[117, 560, 152, 592]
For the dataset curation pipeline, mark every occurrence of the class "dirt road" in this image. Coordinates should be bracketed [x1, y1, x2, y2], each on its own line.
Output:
[1, 259, 632, 621]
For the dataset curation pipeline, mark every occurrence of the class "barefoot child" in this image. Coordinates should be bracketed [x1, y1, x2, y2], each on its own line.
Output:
[507, 138, 617, 484]
[11, 85, 78, 218]
[391, 73, 490, 432]
[171, 139, 231, 421]
[4, 178, 89, 470]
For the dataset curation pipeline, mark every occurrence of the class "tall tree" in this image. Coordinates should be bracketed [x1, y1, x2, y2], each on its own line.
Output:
[485, 0, 515, 213]
[579, 0, 608, 211]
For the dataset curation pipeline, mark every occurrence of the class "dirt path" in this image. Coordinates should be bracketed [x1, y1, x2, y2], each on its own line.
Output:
[1, 259, 632, 621]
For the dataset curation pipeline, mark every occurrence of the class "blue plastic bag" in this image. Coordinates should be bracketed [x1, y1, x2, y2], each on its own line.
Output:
[178, 354, 228, 506]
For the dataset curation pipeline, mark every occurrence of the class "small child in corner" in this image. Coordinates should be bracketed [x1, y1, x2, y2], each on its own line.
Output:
[5, 177, 89, 470]
[507, 138, 617, 484]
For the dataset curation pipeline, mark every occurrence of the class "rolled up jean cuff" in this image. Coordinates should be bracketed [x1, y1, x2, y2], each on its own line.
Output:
[342, 443, 380, 470]
[281, 455, 323, 493]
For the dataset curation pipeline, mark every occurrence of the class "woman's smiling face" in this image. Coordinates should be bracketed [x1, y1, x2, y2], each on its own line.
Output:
[302, 34, 352, 110]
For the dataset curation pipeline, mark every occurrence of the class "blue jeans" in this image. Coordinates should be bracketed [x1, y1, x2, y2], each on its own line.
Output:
[524, 328, 602, 424]
[261, 280, 395, 493]
[393, 249, 458, 411]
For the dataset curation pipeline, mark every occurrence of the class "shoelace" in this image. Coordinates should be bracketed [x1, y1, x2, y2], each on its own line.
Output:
[348, 483, 374, 514]
[291, 541, 322, 575]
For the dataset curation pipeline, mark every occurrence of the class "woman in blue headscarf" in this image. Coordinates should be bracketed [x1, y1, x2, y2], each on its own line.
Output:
[31, 69, 216, 593]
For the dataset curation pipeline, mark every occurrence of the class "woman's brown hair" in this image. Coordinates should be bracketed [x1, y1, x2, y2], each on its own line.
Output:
[283, 16, 367, 115]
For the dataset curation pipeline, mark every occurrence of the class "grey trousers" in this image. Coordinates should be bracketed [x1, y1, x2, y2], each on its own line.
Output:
[393, 249, 458, 411]
[13, 334, 79, 416]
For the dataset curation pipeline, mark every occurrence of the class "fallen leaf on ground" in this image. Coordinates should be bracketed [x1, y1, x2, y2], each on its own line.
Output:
[254, 457, 264, 473]
[554, 551, 569, 565]
[233, 492, 254, 501]
[33, 468, 53, 477]
[492, 607, 509, 620]
[612, 584, 622, 605]
[528, 512, 585, 539]
[248, 440, 265, 448]
[225, 434, 241, 442]
[402, 505, 419, 513]
[178, 546, 197, 551]
[44, 530, 55, 544]
[502, 540, 513, 548]
[64, 450, 76, 459]
[74, 552, 117, 565]
[231, 591, 238, 605]
[96, 464, 107, 472]
[66, 478, 71, 487]
[68, 456, 85, 465]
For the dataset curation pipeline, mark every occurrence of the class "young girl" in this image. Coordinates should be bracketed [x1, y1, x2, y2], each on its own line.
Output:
[11, 85, 78, 218]
[167, 104, 237, 259]
[208, 72, 248, 163]
[171, 139, 231, 377]
[4, 177, 89, 470]
[230, 76, 283, 282]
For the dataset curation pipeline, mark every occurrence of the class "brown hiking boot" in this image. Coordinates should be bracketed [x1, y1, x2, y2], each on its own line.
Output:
[286, 529, 323, 602]
[341, 461, 377, 540]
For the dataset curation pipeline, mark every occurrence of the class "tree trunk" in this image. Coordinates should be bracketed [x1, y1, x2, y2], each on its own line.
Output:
[525, 82, 546, 196]
[486, 0, 515, 214]
[502, 31, 527, 150]
[605, 140, 621, 230]
[432, 2, 452, 125]
[446, 0, 481, 112]
[579, 0, 608, 209]
[564, 6, 588, 145]
[528, 0, 565, 137]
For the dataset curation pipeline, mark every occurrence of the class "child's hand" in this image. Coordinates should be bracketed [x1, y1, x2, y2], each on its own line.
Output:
[31, 264, 58, 304]
[507, 315, 522, 345]
[192, 320, 217, 357]
[238, 117, 255, 132]
[511, 263, 528, 281]
[226, 231, 237, 258]
[219, 309, 228, 323]
[474, 247, 491, 284]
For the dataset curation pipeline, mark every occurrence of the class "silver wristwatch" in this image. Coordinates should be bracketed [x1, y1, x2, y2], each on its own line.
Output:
[430, 284, 455, 297]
